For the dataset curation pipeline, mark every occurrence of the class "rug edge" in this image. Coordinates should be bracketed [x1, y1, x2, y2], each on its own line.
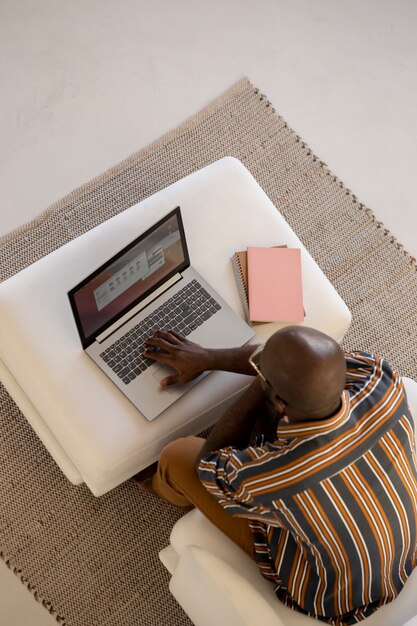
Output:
[0, 550, 67, 625]
[2, 77, 415, 276]
[0, 77, 253, 245]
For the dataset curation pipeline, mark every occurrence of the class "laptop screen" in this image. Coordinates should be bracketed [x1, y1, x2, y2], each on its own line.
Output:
[68, 207, 189, 348]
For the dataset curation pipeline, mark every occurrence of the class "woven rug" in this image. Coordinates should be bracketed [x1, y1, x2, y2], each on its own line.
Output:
[1, 78, 416, 626]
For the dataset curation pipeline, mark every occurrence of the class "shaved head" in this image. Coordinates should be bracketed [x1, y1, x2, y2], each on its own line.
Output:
[260, 326, 346, 421]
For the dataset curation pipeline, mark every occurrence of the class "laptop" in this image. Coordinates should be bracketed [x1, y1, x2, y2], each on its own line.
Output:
[68, 206, 255, 420]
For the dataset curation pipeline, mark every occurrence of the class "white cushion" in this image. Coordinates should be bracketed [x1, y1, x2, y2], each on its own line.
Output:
[170, 545, 287, 626]
[167, 509, 313, 625]
[0, 157, 351, 495]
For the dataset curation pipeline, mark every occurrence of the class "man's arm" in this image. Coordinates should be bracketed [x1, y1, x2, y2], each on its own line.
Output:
[196, 377, 265, 466]
[143, 330, 257, 385]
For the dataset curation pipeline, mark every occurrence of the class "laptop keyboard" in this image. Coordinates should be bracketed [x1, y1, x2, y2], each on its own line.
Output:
[99, 279, 221, 385]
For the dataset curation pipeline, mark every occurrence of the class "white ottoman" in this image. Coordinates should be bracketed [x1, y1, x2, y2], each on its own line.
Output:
[0, 157, 351, 495]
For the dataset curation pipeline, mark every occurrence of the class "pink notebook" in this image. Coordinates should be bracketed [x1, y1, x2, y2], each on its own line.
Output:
[247, 247, 304, 323]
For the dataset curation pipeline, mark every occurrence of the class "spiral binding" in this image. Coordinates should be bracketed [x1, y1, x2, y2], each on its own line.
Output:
[231, 253, 251, 323]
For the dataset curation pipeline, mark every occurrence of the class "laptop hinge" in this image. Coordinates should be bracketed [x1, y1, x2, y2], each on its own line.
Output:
[95, 273, 182, 344]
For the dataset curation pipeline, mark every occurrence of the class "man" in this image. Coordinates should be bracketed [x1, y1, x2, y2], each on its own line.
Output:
[138, 326, 417, 625]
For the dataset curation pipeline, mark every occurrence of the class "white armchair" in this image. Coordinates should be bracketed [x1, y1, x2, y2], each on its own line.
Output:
[159, 378, 417, 626]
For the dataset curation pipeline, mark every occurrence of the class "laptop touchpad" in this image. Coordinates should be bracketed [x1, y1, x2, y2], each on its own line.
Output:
[152, 365, 177, 393]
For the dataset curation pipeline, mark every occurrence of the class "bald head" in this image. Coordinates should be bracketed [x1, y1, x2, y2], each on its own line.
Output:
[260, 326, 346, 422]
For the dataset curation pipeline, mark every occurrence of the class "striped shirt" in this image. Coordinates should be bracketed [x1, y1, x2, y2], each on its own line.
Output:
[197, 352, 417, 625]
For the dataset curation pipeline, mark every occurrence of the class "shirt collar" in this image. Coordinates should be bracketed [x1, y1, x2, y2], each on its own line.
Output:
[276, 391, 350, 442]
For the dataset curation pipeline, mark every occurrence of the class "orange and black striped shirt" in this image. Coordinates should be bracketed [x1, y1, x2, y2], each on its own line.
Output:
[198, 352, 417, 625]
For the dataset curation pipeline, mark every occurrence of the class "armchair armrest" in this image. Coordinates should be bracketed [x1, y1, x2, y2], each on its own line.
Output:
[169, 545, 286, 626]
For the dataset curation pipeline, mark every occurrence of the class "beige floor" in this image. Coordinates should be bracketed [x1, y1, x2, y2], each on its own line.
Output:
[0, 0, 416, 624]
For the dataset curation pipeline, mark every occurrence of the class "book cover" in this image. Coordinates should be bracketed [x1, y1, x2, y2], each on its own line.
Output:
[231, 246, 289, 325]
[247, 247, 304, 323]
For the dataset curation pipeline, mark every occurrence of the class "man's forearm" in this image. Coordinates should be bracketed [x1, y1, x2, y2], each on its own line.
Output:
[202, 344, 258, 376]
[197, 378, 264, 464]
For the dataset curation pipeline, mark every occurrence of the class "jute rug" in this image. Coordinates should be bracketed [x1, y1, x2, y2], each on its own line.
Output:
[1, 78, 416, 626]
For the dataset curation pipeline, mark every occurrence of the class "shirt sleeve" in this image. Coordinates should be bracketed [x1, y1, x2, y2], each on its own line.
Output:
[344, 351, 409, 437]
[344, 351, 402, 399]
[197, 443, 286, 525]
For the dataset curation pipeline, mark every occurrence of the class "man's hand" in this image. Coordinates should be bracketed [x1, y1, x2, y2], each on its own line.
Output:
[143, 330, 211, 386]
[143, 330, 258, 387]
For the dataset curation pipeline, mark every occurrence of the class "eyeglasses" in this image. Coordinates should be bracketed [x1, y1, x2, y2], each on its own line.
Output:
[249, 345, 288, 409]
[248, 344, 273, 390]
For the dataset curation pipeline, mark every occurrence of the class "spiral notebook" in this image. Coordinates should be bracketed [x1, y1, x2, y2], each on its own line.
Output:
[232, 247, 287, 323]
[231, 246, 305, 324]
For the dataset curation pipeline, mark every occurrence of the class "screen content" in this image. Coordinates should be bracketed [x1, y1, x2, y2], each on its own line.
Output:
[72, 213, 185, 340]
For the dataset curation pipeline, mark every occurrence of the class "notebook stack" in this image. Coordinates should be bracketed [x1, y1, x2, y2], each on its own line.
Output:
[231, 246, 305, 324]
